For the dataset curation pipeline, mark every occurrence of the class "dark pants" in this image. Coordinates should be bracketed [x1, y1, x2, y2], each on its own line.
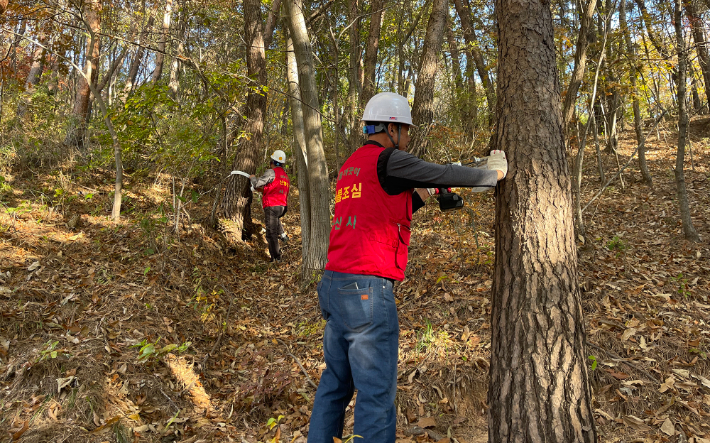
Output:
[264, 205, 286, 261]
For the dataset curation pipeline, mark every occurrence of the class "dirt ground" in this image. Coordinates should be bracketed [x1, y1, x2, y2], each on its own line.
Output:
[1, 117, 710, 442]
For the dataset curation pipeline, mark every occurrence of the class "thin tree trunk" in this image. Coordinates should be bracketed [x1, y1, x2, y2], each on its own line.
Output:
[561, 0, 597, 133]
[684, 0, 710, 110]
[361, 0, 385, 105]
[346, 0, 361, 155]
[620, 0, 652, 184]
[286, 0, 331, 279]
[17, 32, 47, 118]
[410, 0, 448, 159]
[97, 44, 128, 96]
[264, 0, 283, 49]
[593, 116, 605, 182]
[286, 31, 312, 269]
[221, 0, 267, 240]
[152, 0, 173, 83]
[168, 0, 187, 98]
[490, 0, 597, 438]
[125, 16, 154, 94]
[65, 0, 101, 150]
[453, 0, 495, 126]
[673, 0, 701, 242]
[446, 24, 473, 137]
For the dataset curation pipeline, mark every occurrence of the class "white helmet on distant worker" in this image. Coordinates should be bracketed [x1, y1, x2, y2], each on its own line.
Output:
[271, 150, 286, 164]
[361, 92, 413, 126]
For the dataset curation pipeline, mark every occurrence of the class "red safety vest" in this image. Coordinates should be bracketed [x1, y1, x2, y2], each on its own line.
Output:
[262, 167, 290, 208]
[325, 144, 412, 281]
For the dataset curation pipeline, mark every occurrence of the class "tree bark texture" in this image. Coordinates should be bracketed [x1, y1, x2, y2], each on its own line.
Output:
[286, 33, 312, 271]
[17, 32, 47, 118]
[672, 0, 701, 242]
[453, 0, 495, 126]
[489, 0, 597, 439]
[286, 0, 331, 277]
[65, 0, 101, 150]
[684, 0, 710, 110]
[125, 16, 154, 95]
[561, 0, 597, 133]
[221, 0, 267, 239]
[152, 0, 173, 83]
[619, 0, 652, 185]
[409, 0, 448, 159]
[361, 0, 384, 106]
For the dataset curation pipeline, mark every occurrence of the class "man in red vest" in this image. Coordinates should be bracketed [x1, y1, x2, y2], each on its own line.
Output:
[307, 92, 508, 443]
[250, 150, 290, 262]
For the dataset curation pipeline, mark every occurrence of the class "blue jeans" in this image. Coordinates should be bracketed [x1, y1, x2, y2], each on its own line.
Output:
[307, 270, 399, 443]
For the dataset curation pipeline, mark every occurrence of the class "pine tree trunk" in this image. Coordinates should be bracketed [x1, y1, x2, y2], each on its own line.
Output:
[221, 0, 267, 241]
[561, 0, 597, 133]
[65, 0, 101, 150]
[286, 0, 331, 279]
[410, 0, 448, 159]
[489, 0, 597, 438]
[673, 0, 701, 242]
[152, 0, 173, 83]
[286, 32, 312, 269]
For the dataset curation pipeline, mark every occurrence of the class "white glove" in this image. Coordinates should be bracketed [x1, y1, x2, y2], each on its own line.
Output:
[487, 150, 507, 178]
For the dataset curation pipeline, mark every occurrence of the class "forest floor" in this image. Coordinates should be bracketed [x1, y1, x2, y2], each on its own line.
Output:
[1, 117, 710, 443]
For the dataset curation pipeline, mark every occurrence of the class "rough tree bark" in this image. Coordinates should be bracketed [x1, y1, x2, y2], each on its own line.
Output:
[489, 0, 597, 439]
[409, 0, 448, 159]
[65, 0, 101, 150]
[684, 0, 710, 111]
[361, 0, 384, 106]
[561, 0, 597, 133]
[221, 0, 267, 240]
[286, 0, 331, 278]
[152, 0, 173, 83]
[620, 0, 652, 184]
[672, 0, 701, 242]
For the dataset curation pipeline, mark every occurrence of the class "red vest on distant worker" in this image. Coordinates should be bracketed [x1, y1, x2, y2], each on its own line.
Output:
[262, 167, 289, 208]
[325, 144, 412, 281]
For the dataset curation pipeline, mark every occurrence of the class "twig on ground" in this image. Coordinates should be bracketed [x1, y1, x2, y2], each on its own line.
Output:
[586, 341, 659, 384]
[201, 284, 235, 371]
[160, 388, 180, 412]
[278, 339, 318, 390]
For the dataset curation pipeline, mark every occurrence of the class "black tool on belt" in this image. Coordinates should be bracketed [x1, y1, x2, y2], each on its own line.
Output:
[436, 188, 464, 211]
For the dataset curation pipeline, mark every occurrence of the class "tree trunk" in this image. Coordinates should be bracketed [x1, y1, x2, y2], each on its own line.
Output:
[453, 0, 495, 126]
[489, 0, 597, 439]
[409, 0, 448, 159]
[286, 0, 331, 279]
[446, 24, 474, 138]
[152, 0, 173, 83]
[221, 0, 268, 240]
[361, 0, 384, 106]
[561, 0, 597, 133]
[286, 32, 312, 269]
[125, 15, 154, 95]
[684, 0, 710, 111]
[168, 0, 187, 98]
[97, 44, 128, 96]
[17, 32, 47, 118]
[65, 0, 101, 150]
[264, 0, 283, 49]
[346, 0, 361, 155]
[672, 0, 701, 242]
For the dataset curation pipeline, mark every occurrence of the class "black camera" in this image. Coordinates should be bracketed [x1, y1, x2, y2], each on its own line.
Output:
[437, 188, 464, 211]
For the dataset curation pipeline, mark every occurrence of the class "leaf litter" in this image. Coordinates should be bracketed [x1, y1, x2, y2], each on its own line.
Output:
[0, 118, 709, 442]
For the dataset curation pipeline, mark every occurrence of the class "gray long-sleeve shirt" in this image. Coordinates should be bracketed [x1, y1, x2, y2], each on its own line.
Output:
[250, 169, 275, 189]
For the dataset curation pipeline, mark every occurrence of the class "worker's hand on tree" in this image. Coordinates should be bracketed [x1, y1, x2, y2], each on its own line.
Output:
[487, 150, 508, 180]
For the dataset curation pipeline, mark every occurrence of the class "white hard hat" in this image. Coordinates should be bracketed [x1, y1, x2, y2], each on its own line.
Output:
[361, 92, 413, 126]
[271, 150, 286, 163]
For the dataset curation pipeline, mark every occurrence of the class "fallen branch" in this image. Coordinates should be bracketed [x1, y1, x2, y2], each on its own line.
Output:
[278, 339, 318, 390]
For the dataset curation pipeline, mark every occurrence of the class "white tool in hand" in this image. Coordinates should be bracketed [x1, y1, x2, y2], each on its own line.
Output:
[231, 170, 254, 191]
